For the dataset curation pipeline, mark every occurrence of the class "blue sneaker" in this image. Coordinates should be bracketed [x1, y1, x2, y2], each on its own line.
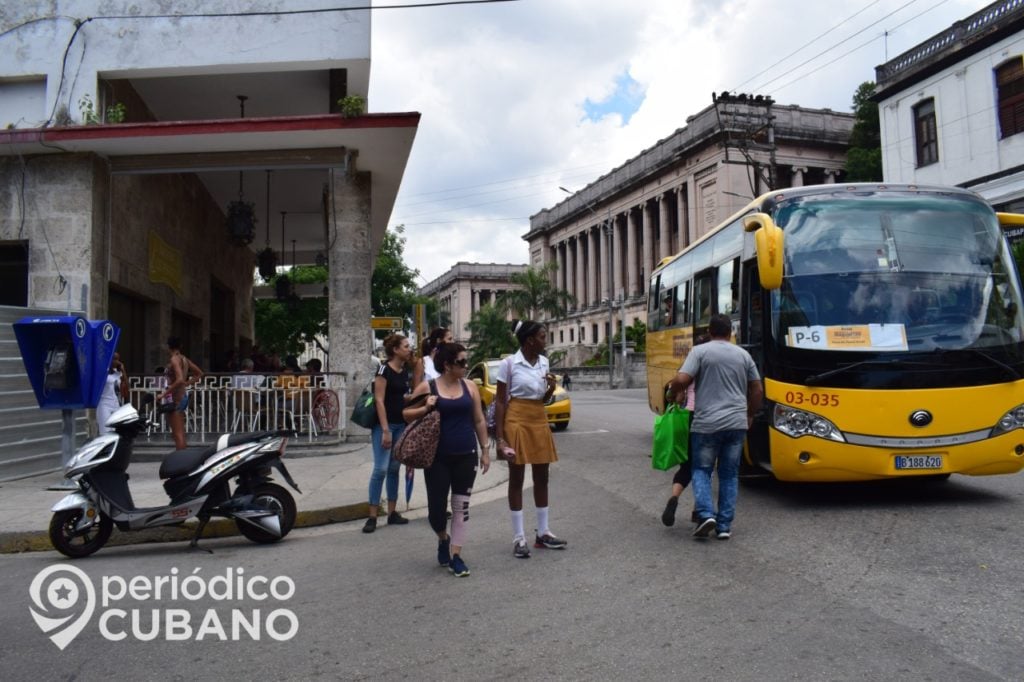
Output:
[448, 554, 470, 577]
[437, 537, 451, 566]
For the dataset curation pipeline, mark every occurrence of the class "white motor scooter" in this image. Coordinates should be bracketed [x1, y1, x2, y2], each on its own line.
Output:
[49, 403, 301, 558]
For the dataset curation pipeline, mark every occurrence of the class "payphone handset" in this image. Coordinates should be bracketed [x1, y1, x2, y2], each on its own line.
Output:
[44, 343, 73, 391]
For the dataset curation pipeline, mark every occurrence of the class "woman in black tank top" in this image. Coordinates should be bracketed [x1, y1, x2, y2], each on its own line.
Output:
[404, 343, 490, 577]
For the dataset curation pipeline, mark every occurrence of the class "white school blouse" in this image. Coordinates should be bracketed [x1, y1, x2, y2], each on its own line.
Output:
[494, 350, 549, 400]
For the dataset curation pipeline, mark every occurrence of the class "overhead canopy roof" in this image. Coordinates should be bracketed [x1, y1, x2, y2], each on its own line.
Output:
[0, 112, 420, 260]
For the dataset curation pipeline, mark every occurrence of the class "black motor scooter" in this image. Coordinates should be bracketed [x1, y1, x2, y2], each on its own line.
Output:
[49, 403, 301, 558]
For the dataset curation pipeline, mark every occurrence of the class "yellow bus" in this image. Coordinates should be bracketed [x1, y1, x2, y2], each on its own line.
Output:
[646, 184, 1024, 482]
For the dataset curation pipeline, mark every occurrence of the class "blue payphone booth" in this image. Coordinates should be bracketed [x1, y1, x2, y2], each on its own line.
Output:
[12, 317, 120, 486]
[12, 316, 120, 410]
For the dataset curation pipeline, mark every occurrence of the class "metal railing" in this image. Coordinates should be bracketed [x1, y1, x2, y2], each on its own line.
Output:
[876, 0, 1024, 85]
[127, 372, 348, 443]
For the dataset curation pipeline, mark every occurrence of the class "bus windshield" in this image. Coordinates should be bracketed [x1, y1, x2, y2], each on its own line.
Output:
[769, 193, 1024, 353]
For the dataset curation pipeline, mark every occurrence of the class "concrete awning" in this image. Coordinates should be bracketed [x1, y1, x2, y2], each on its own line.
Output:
[0, 112, 420, 259]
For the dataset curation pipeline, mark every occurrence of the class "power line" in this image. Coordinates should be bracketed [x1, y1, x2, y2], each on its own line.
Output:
[747, 0, 923, 93]
[732, 0, 884, 92]
[767, 0, 953, 96]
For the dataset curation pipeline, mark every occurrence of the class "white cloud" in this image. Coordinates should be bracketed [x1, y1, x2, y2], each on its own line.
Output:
[370, 0, 990, 282]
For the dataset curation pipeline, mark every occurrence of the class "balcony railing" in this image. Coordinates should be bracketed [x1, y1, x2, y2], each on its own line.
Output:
[126, 372, 348, 444]
[876, 0, 1024, 85]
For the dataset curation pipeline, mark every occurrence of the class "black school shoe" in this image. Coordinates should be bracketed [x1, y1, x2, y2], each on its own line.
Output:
[362, 517, 377, 533]
[661, 496, 678, 526]
[388, 512, 409, 525]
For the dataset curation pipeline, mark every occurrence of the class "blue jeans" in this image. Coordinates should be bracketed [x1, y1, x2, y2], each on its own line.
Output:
[691, 430, 746, 531]
[369, 422, 406, 506]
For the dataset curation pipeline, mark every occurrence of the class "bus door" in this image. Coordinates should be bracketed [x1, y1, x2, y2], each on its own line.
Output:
[740, 258, 770, 474]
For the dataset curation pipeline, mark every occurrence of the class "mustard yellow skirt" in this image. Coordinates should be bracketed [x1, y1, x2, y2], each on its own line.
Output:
[504, 398, 558, 465]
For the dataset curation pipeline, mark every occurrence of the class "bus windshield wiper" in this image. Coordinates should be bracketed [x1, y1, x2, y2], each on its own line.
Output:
[938, 348, 1022, 379]
[805, 359, 897, 386]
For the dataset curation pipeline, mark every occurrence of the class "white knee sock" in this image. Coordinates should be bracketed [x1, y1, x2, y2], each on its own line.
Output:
[510, 509, 525, 539]
[536, 506, 549, 537]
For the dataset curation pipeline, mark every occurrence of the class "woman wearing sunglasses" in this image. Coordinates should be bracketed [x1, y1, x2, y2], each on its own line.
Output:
[404, 342, 490, 577]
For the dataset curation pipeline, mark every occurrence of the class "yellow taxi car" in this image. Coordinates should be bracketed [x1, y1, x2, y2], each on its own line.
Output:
[468, 359, 571, 431]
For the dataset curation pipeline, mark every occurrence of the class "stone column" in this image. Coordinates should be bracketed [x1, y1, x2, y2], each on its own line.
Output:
[792, 166, 807, 187]
[611, 216, 622, 301]
[556, 241, 565, 292]
[564, 236, 575, 309]
[823, 168, 837, 184]
[327, 167, 375, 419]
[622, 208, 630, 296]
[587, 226, 599, 308]
[472, 289, 480, 314]
[599, 223, 609, 302]
[575, 233, 586, 311]
[641, 201, 655, 296]
[676, 185, 688, 251]
[658, 194, 671, 261]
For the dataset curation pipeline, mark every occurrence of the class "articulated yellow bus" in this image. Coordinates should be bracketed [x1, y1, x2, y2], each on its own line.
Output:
[646, 184, 1024, 482]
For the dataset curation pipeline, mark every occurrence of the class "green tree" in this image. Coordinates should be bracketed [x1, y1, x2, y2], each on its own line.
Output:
[372, 225, 420, 320]
[254, 265, 329, 356]
[1013, 240, 1024, 284]
[612, 318, 647, 353]
[845, 81, 883, 182]
[502, 262, 576, 320]
[466, 303, 517, 364]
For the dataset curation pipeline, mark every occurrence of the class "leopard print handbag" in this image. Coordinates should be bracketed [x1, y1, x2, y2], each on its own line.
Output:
[393, 381, 440, 468]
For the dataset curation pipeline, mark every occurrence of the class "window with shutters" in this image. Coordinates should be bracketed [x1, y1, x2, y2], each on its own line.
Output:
[913, 99, 938, 167]
[996, 58, 1024, 139]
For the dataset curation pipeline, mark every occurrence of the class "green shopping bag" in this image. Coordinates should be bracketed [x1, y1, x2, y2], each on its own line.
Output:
[651, 404, 690, 471]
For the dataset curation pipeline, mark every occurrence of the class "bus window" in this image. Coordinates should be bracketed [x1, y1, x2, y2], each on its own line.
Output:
[718, 257, 739, 315]
[694, 271, 715, 327]
[648, 275, 662, 330]
[675, 280, 692, 327]
[660, 286, 676, 327]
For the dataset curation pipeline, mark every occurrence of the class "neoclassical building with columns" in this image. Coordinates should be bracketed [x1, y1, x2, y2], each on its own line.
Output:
[525, 101, 854, 358]
[419, 262, 527, 344]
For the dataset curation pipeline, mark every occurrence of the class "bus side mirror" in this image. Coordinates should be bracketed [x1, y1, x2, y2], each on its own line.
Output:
[743, 212, 784, 290]
[996, 212, 1024, 227]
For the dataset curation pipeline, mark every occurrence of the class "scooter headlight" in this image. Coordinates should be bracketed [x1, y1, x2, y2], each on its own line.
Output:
[774, 404, 845, 442]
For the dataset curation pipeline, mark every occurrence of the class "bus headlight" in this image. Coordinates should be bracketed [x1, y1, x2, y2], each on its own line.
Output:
[991, 403, 1024, 436]
[773, 404, 845, 442]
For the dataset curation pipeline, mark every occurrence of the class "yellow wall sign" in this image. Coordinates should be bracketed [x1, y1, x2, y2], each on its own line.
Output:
[371, 317, 404, 331]
[148, 230, 183, 296]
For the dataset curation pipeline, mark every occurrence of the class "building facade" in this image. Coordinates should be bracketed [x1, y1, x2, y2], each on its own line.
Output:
[418, 262, 527, 344]
[525, 101, 854, 356]
[0, 1, 419, 472]
[874, 0, 1024, 223]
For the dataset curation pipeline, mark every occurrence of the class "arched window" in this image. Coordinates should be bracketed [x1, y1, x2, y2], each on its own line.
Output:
[996, 57, 1024, 139]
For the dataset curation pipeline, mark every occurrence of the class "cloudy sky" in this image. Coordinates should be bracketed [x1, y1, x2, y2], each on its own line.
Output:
[369, 0, 990, 284]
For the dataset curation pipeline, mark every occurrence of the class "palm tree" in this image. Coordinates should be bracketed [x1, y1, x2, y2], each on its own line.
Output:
[502, 263, 575, 321]
[466, 303, 518, 364]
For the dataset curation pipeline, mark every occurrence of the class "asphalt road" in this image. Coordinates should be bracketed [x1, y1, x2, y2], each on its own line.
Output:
[2, 388, 1022, 680]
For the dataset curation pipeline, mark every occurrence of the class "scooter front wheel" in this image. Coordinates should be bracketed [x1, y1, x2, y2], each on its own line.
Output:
[236, 483, 297, 544]
[49, 509, 113, 558]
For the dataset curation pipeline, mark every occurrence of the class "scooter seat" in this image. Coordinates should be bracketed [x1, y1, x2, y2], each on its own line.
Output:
[159, 446, 214, 479]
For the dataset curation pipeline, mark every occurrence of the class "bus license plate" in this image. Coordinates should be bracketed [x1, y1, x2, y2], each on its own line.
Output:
[894, 455, 943, 470]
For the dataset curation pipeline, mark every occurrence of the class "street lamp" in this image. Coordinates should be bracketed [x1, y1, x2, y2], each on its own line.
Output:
[559, 186, 614, 389]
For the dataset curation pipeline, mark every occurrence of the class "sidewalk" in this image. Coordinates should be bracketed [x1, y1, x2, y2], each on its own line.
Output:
[0, 441, 510, 554]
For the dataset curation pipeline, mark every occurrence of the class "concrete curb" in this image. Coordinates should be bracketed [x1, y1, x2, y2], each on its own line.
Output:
[0, 502, 372, 555]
